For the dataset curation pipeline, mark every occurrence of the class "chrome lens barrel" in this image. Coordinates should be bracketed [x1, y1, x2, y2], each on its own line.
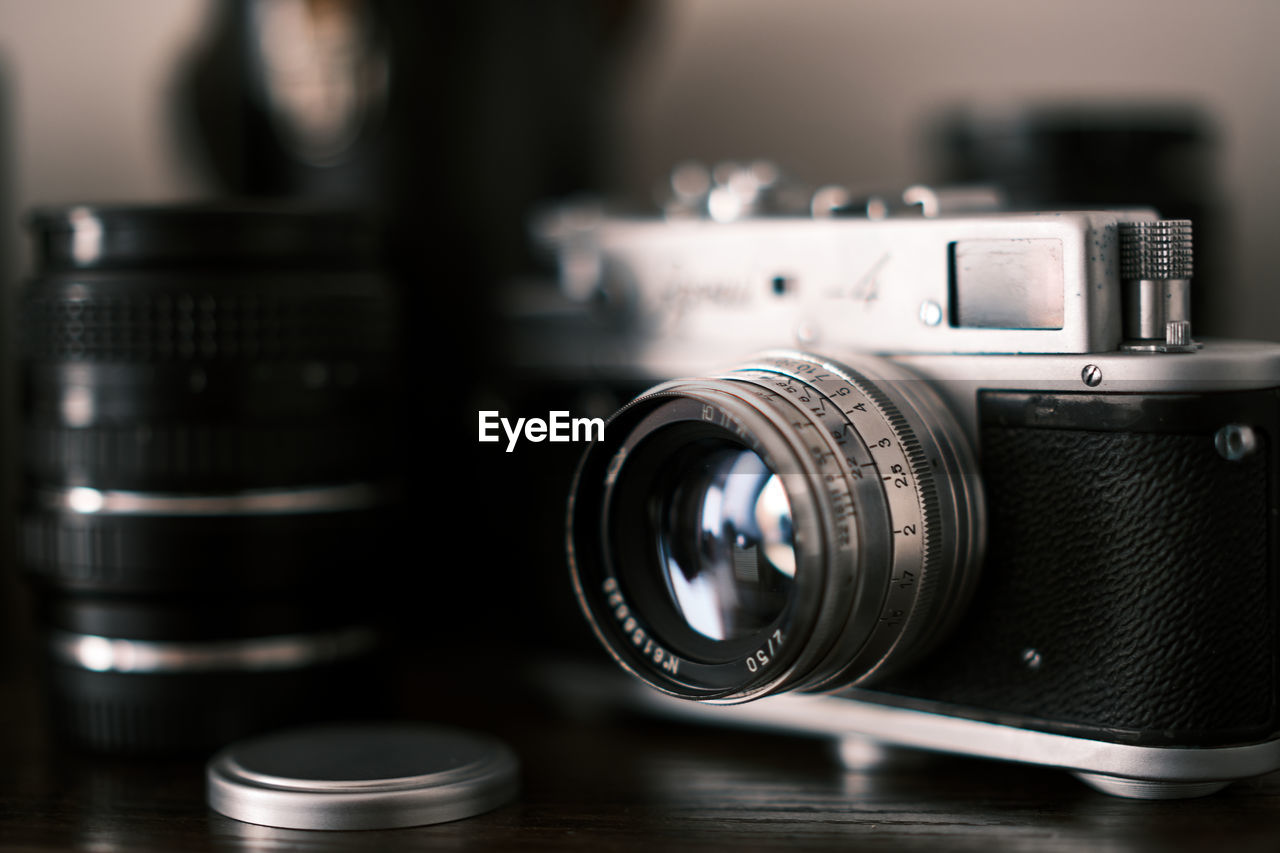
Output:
[569, 351, 984, 702]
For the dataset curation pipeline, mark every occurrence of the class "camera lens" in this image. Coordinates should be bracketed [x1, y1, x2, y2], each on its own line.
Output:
[653, 441, 794, 642]
[569, 352, 984, 702]
[19, 204, 403, 752]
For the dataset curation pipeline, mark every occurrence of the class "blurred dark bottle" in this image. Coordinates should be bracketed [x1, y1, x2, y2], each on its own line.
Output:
[19, 204, 403, 753]
[172, 0, 641, 657]
[176, 0, 631, 319]
[930, 103, 1227, 335]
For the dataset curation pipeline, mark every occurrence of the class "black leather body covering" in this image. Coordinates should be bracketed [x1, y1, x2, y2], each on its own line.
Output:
[858, 387, 1280, 747]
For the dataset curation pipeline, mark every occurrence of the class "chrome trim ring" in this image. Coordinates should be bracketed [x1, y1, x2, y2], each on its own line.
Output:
[50, 627, 379, 674]
[37, 481, 396, 517]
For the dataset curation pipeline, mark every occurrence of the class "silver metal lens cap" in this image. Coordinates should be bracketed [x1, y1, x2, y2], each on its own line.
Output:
[206, 723, 519, 830]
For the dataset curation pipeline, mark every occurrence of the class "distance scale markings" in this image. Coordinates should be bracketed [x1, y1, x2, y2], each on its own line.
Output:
[729, 375, 859, 549]
[727, 354, 932, 685]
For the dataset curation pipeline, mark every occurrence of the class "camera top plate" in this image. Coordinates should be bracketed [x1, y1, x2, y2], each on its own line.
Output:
[542, 209, 1161, 358]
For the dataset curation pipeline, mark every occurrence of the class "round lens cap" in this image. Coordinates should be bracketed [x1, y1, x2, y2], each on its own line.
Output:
[207, 723, 519, 830]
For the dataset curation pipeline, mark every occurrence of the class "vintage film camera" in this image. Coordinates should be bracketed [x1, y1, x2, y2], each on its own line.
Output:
[505, 163, 1280, 799]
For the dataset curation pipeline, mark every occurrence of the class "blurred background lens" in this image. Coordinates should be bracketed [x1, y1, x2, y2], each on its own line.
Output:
[0, 1, 643, 750]
[19, 203, 403, 753]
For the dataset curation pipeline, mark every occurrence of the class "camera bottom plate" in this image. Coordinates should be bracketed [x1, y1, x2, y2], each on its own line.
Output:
[541, 661, 1280, 800]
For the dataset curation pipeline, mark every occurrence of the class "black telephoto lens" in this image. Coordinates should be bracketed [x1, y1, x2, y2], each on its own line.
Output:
[19, 203, 404, 753]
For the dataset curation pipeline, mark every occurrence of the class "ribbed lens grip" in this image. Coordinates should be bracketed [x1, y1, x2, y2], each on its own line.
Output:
[20, 271, 403, 489]
[20, 273, 396, 363]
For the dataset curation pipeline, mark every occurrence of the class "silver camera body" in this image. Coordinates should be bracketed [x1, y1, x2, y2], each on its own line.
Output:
[517, 187, 1280, 800]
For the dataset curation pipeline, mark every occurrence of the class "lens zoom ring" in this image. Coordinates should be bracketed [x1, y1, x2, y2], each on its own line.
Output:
[24, 420, 399, 489]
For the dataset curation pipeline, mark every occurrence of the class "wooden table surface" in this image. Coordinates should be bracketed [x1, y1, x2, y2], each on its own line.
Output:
[4, 645, 1280, 853]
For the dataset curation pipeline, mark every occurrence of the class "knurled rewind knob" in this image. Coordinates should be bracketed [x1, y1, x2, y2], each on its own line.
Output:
[1119, 219, 1193, 281]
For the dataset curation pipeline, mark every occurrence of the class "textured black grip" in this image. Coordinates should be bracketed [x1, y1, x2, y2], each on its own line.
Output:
[20, 272, 398, 363]
[863, 390, 1278, 746]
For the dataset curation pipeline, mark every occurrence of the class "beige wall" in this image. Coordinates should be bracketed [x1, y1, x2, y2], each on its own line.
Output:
[0, 0, 211, 205]
[0, 0, 211, 283]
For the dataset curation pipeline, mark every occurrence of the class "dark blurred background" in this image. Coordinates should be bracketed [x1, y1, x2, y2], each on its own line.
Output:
[0, 0, 1278, 746]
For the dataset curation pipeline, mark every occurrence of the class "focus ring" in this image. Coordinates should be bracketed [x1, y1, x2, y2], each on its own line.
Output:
[732, 354, 943, 688]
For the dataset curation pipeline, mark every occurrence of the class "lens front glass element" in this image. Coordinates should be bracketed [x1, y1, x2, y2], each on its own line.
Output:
[656, 442, 795, 642]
